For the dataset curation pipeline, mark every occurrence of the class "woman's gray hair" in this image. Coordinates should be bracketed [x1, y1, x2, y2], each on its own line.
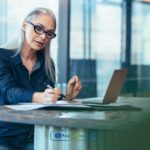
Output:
[1, 7, 56, 84]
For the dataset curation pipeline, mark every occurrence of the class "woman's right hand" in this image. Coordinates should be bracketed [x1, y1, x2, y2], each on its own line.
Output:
[32, 88, 61, 103]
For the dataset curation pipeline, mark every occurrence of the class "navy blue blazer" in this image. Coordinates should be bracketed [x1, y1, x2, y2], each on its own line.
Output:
[0, 48, 55, 138]
[0, 48, 55, 105]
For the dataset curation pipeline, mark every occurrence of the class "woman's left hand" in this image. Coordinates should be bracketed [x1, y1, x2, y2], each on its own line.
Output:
[65, 75, 82, 100]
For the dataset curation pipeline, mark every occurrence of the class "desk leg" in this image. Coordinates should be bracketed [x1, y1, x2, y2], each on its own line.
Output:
[34, 125, 150, 150]
[34, 125, 88, 150]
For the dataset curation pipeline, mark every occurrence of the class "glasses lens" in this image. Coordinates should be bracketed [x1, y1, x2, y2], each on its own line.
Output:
[34, 25, 44, 35]
[46, 32, 56, 39]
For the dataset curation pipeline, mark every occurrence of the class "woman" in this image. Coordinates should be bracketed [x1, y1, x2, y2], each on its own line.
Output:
[0, 7, 82, 149]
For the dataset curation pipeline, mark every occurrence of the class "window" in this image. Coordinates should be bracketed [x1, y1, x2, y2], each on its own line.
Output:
[132, 2, 150, 65]
[0, 0, 59, 62]
[70, 0, 123, 97]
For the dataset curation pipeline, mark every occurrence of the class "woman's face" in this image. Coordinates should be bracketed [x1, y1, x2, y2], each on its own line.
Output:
[23, 14, 55, 51]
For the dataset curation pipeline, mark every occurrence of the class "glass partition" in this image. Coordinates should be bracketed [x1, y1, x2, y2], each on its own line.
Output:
[0, 0, 59, 63]
[70, 0, 123, 98]
[130, 1, 150, 96]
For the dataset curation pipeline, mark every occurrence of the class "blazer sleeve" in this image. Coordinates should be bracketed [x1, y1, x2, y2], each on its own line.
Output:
[0, 55, 35, 104]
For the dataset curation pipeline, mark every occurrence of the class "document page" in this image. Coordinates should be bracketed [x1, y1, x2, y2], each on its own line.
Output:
[4, 100, 91, 111]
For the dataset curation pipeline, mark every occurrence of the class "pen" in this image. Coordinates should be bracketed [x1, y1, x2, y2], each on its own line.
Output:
[46, 85, 67, 100]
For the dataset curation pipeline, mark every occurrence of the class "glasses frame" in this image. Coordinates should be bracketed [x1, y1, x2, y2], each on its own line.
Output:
[26, 20, 56, 39]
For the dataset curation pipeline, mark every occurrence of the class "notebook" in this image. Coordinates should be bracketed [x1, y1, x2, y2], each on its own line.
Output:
[82, 69, 128, 105]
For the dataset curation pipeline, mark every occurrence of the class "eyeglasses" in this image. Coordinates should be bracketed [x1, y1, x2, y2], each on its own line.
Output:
[26, 20, 56, 39]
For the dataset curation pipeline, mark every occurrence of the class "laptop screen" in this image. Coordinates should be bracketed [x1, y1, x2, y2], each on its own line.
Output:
[103, 69, 128, 104]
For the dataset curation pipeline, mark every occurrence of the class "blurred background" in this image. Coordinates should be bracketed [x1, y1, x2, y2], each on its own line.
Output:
[1, 0, 150, 98]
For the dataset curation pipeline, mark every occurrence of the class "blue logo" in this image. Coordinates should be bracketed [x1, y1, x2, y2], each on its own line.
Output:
[50, 130, 96, 141]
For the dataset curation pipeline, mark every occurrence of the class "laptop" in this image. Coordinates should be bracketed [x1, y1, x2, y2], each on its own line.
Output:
[82, 69, 128, 105]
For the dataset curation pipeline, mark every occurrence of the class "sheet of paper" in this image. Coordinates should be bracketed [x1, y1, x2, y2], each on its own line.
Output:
[5, 104, 47, 111]
[20, 100, 69, 105]
[4, 100, 88, 111]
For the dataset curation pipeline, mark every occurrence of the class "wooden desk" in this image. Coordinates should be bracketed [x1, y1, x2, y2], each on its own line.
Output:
[0, 97, 150, 150]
